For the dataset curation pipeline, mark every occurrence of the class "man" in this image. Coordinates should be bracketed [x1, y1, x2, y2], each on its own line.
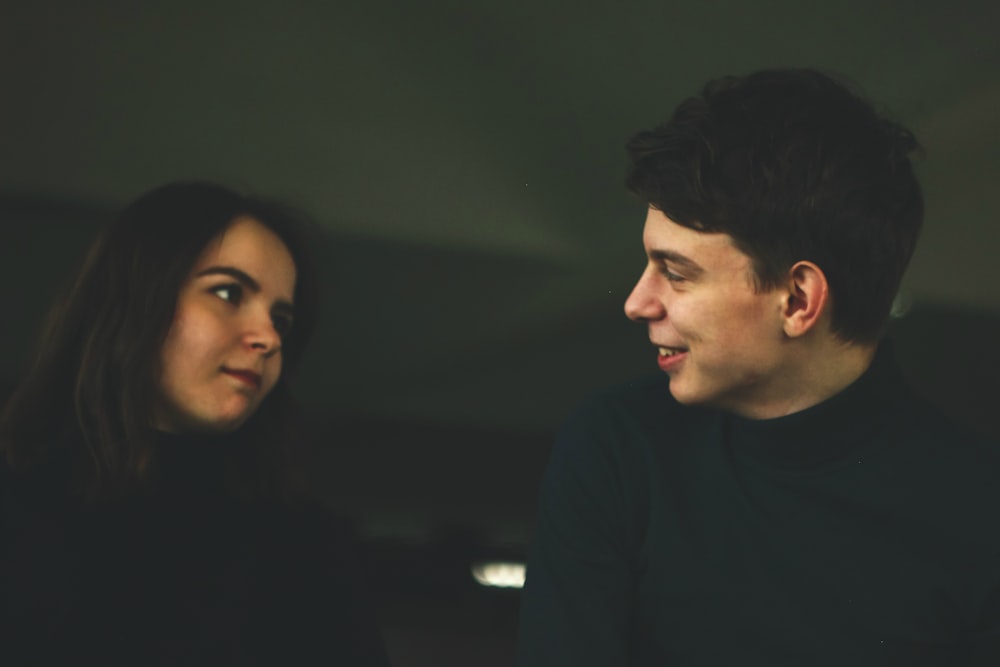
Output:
[516, 70, 1000, 665]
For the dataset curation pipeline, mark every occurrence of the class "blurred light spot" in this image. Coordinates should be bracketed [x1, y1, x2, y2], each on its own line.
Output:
[471, 561, 526, 589]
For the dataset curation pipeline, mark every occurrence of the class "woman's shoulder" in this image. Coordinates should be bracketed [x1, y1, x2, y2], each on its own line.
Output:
[1, 452, 76, 514]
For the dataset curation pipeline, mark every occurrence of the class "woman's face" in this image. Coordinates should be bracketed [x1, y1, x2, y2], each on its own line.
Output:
[153, 216, 297, 434]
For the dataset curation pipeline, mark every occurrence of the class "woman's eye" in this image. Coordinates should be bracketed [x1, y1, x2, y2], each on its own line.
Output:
[211, 283, 243, 304]
[272, 314, 294, 337]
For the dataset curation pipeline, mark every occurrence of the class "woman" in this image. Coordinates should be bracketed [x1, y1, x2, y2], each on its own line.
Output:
[1, 182, 390, 665]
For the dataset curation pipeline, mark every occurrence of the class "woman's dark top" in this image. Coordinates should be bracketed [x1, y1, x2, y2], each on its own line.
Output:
[0, 431, 390, 666]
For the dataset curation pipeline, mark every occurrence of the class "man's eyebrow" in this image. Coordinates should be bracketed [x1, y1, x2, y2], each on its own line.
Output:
[195, 266, 295, 312]
[648, 249, 704, 275]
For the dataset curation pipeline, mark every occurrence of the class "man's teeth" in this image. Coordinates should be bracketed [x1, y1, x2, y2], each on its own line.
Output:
[659, 347, 684, 357]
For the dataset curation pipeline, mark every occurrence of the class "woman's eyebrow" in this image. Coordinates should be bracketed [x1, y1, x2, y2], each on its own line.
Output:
[197, 266, 261, 291]
[196, 266, 295, 311]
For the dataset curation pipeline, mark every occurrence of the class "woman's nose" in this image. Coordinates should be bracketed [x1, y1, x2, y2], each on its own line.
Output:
[245, 314, 281, 355]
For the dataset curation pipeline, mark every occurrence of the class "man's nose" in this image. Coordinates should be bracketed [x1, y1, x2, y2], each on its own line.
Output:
[624, 268, 666, 322]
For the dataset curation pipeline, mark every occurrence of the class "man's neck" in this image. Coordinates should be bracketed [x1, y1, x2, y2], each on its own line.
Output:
[729, 340, 878, 420]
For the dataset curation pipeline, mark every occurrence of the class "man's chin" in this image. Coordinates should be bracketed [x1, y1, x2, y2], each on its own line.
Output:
[665, 377, 713, 408]
[666, 380, 698, 406]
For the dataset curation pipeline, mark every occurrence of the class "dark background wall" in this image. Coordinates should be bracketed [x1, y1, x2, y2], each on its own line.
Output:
[3, 2, 999, 664]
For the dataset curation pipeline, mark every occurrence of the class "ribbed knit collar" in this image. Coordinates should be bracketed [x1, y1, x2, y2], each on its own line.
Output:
[724, 342, 902, 471]
[146, 429, 235, 500]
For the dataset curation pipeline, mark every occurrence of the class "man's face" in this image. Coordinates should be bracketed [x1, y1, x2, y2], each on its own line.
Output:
[624, 207, 794, 417]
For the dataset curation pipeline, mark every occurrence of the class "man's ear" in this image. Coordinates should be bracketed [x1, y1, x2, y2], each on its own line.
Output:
[782, 261, 829, 338]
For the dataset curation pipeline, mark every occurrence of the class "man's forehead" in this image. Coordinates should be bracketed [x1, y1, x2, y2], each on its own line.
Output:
[642, 210, 739, 253]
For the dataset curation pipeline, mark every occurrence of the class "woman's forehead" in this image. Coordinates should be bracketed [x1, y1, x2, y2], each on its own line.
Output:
[194, 216, 297, 298]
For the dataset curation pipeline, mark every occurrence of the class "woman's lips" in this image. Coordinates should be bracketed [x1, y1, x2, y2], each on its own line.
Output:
[223, 369, 262, 388]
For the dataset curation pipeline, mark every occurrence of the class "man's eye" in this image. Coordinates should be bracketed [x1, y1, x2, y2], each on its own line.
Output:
[661, 268, 686, 282]
[211, 283, 243, 304]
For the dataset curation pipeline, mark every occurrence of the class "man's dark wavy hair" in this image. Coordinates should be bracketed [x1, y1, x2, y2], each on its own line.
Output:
[626, 69, 924, 343]
[0, 182, 320, 502]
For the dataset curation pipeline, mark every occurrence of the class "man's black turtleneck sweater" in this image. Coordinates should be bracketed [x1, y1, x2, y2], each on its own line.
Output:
[517, 346, 1000, 666]
[1, 431, 390, 666]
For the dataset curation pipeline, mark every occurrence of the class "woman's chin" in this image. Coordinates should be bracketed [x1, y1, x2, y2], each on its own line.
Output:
[153, 409, 254, 435]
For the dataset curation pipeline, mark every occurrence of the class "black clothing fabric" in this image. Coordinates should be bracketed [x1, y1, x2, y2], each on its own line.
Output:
[1, 431, 390, 666]
[517, 347, 1000, 666]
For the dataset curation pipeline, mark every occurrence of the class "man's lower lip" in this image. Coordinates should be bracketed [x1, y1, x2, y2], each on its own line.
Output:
[657, 351, 687, 372]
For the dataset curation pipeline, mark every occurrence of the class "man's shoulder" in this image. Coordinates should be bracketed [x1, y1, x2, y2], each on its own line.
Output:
[844, 344, 1000, 464]
[555, 374, 711, 455]
[878, 384, 1000, 500]
[888, 382, 1000, 452]
[566, 374, 679, 425]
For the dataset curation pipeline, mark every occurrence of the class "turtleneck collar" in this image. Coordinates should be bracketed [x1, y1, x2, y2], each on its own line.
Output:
[147, 429, 236, 499]
[723, 342, 903, 471]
